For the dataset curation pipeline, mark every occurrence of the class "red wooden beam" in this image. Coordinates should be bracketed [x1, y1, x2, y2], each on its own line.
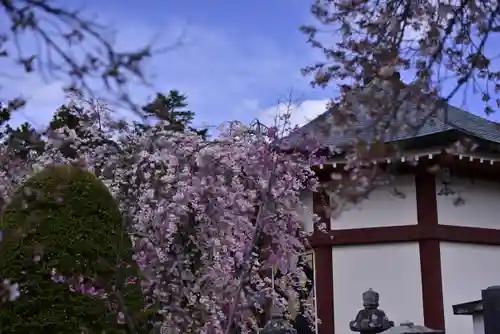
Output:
[310, 225, 422, 247]
[309, 224, 500, 247]
[436, 225, 500, 245]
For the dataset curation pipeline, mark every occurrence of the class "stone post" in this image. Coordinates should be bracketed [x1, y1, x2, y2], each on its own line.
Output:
[380, 321, 443, 334]
[481, 285, 500, 334]
[260, 304, 297, 334]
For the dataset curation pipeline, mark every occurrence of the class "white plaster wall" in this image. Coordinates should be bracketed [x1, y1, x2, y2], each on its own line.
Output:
[441, 242, 500, 334]
[330, 175, 418, 230]
[332, 243, 424, 334]
[436, 177, 500, 228]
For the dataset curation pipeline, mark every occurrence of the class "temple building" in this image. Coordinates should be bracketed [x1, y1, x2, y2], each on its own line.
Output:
[284, 103, 500, 334]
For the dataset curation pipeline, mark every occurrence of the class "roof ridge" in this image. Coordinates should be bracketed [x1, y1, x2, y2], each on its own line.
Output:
[282, 100, 500, 148]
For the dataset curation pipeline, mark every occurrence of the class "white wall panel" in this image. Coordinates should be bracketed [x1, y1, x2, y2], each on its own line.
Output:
[332, 243, 424, 334]
[441, 242, 500, 334]
[330, 175, 418, 230]
[436, 178, 500, 228]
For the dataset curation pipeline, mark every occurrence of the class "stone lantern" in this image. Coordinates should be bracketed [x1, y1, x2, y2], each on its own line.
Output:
[349, 289, 394, 334]
[380, 321, 444, 334]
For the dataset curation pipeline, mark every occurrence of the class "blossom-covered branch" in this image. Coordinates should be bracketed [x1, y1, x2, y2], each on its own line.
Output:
[302, 0, 500, 166]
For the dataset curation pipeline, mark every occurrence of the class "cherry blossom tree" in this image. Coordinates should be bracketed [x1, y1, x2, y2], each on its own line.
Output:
[293, 0, 500, 212]
[302, 0, 500, 156]
[0, 97, 321, 333]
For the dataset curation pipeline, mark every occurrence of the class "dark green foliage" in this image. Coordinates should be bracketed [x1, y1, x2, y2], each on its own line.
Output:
[0, 165, 145, 333]
[49, 104, 84, 133]
[141, 90, 208, 139]
[4, 122, 45, 159]
[0, 102, 12, 134]
[0, 103, 44, 160]
[48, 105, 90, 159]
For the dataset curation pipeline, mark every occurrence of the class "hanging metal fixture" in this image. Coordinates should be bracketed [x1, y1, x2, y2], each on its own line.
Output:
[437, 167, 455, 196]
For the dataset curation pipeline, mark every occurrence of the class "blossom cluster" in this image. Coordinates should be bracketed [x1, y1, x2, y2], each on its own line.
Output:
[0, 101, 320, 333]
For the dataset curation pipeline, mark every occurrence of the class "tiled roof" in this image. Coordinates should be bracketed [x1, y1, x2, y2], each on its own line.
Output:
[282, 103, 500, 148]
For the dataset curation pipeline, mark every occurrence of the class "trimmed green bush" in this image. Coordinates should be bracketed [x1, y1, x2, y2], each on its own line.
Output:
[0, 165, 145, 333]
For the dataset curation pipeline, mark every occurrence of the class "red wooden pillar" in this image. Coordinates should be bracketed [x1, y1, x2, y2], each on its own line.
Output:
[415, 171, 445, 330]
[312, 190, 334, 334]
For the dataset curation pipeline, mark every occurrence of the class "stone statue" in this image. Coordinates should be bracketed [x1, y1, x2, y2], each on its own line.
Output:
[349, 289, 394, 334]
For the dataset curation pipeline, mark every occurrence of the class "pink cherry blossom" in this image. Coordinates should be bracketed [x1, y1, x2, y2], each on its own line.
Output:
[0, 98, 321, 333]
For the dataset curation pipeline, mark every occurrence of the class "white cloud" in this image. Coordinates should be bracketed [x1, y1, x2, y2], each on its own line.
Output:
[257, 99, 329, 129]
[5, 75, 66, 129]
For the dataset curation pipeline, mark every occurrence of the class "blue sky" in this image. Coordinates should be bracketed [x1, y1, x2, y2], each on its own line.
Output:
[2, 0, 499, 131]
[3, 0, 330, 130]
